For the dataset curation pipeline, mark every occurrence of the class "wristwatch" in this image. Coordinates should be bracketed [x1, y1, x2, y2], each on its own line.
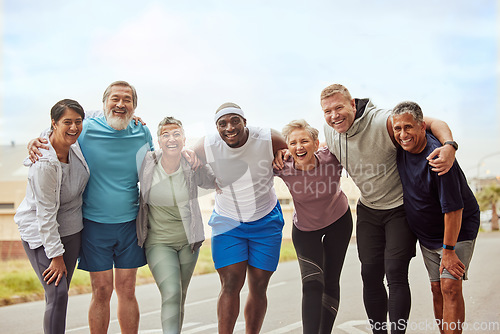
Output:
[444, 140, 458, 151]
[443, 244, 456, 250]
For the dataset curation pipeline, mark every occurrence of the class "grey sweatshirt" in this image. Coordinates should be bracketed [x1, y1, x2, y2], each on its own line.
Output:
[324, 98, 403, 210]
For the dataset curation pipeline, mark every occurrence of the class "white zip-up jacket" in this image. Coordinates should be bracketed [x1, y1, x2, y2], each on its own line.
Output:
[14, 135, 89, 259]
[137, 150, 215, 251]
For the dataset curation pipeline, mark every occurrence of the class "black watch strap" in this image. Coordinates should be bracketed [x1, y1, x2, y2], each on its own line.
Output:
[444, 140, 458, 151]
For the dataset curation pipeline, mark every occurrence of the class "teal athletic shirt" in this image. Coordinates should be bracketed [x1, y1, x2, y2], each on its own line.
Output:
[78, 115, 154, 223]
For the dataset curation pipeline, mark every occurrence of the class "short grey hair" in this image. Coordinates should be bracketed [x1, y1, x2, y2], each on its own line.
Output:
[320, 83, 352, 101]
[157, 116, 184, 137]
[392, 101, 424, 123]
[102, 80, 138, 110]
[282, 119, 319, 142]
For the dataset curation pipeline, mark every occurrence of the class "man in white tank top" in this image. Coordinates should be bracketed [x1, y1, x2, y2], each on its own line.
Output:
[193, 102, 287, 334]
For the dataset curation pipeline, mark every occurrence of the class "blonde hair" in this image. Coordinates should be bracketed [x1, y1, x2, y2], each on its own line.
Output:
[282, 119, 319, 142]
[320, 83, 352, 101]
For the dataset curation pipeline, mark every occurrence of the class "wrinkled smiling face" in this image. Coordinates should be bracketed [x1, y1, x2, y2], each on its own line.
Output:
[216, 114, 248, 148]
[321, 93, 356, 134]
[158, 124, 185, 157]
[51, 108, 83, 146]
[103, 85, 135, 130]
[287, 128, 319, 169]
[392, 113, 427, 154]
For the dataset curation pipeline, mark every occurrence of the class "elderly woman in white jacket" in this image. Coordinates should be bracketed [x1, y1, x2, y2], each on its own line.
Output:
[14, 99, 89, 334]
[137, 116, 215, 334]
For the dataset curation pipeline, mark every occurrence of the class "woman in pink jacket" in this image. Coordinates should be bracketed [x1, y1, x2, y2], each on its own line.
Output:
[274, 119, 352, 334]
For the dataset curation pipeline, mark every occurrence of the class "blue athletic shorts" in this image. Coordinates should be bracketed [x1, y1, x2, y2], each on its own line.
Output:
[78, 218, 147, 272]
[209, 202, 284, 271]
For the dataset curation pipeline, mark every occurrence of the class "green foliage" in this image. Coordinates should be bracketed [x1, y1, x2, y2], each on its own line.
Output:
[0, 273, 43, 296]
[70, 270, 91, 288]
[476, 182, 500, 231]
[0, 260, 44, 302]
[279, 240, 297, 262]
[476, 182, 500, 211]
[0, 240, 298, 305]
[194, 243, 215, 276]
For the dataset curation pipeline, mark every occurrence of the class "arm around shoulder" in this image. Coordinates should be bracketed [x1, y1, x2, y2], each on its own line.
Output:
[271, 129, 287, 155]
[424, 116, 453, 144]
[192, 136, 207, 164]
[423, 116, 456, 176]
[194, 164, 217, 189]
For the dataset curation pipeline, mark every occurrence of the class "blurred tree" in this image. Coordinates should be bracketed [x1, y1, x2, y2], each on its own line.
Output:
[476, 183, 500, 231]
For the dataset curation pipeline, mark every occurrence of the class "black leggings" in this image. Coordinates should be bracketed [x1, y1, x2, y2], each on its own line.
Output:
[356, 203, 416, 334]
[23, 232, 81, 334]
[292, 208, 353, 334]
[361, 260, 411, 334]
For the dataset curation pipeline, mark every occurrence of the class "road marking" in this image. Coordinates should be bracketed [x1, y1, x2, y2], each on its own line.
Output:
[182, 321, 245, 334]
[66, 281, 288, 332]
[337, 320, 370, 333]
[67, 325, 91, 333]
[264, 321, 302, 333]
[128, 319, 369, 334]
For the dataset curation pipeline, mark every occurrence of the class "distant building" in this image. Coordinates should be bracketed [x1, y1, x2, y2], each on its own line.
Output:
[470, 176, 500, 193]
[0, 144, 29, 259]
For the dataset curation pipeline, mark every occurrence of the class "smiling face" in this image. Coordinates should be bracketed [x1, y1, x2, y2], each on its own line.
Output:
[392, 113, 427, 154]
[51, 108, 83, 147]
[216, 113, 248, 148]
[321, 93, 357, 134]
[103, 85, 135, 130]
[158, 124, 185, 157]
[287, 128, 319, 170]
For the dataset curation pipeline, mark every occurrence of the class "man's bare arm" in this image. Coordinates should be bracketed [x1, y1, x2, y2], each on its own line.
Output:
[191, 137, 207, 164]
[424, 116, 456, 176]
[440, 209, 465, 279]
[271, 129, 287, 155]
[28, 138, 49, 162]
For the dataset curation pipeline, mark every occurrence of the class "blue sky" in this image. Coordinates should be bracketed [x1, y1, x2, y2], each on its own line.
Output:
[1, 0, 498, 177]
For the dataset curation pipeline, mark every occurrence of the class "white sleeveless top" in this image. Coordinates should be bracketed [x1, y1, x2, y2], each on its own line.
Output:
[204, 126, 277, 222]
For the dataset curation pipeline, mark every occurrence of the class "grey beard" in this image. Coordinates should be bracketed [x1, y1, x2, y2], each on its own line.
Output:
[105, 111, 133, 130]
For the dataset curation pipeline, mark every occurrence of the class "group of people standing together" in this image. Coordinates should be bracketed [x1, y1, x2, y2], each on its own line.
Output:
[15, 80, 479, 334]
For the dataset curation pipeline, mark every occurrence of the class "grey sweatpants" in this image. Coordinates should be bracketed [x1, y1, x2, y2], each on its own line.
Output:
[146, 243, 199, 334]
[23, 232, 81, 334]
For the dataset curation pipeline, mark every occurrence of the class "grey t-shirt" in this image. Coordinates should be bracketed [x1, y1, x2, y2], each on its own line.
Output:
[57, 149, 89, 237]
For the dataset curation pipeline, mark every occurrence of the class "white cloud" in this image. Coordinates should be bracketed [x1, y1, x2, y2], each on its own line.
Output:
[1, 0, 497, 180]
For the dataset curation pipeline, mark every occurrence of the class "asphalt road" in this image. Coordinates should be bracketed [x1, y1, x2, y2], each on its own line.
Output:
[1, 232, 499, 333]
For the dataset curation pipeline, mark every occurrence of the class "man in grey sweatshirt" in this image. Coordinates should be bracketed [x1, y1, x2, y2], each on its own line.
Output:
[321, 84, 457, 334]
